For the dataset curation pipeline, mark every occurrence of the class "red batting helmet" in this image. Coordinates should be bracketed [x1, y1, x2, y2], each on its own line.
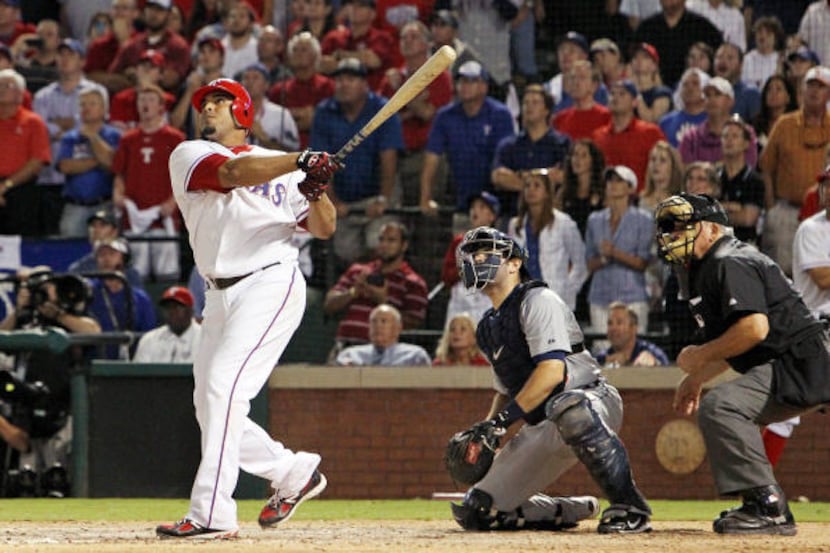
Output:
[191, 78, 254, 129]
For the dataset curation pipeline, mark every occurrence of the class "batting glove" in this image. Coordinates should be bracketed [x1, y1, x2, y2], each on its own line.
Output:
[298, 175, 330, 202]
[296, 149, 343, 181]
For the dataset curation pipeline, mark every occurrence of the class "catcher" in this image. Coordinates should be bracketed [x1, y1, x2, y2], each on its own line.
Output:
[445, 226, 652, 533]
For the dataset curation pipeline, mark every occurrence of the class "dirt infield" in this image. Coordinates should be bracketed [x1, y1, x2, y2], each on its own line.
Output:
[2, 520, 829, 552]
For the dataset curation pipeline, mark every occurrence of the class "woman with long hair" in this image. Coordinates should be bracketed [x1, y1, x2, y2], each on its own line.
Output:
[287, 0, 338, 40]
[432, 313, 489, 366]
[753, 73, 798, 151]
[561, 138, 606, 236]
[508, 170, 588, 311]
[639, 141, 684, 213]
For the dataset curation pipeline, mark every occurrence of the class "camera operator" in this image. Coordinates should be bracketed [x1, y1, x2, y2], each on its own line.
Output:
[0, 266, 100, 497]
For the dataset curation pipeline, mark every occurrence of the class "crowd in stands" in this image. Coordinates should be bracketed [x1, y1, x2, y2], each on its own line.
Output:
[2, 1, 830, 368]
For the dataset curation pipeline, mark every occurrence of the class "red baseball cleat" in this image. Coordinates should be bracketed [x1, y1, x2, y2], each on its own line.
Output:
[156, 518, 238, 539]
[258, 470, 327, 528]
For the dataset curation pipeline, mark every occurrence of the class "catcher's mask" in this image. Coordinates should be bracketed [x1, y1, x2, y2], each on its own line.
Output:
[456, 226, 528, 290]
[654, 193, 728, 265]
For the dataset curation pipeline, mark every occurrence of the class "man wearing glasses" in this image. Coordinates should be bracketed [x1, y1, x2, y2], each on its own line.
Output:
[760, 66, 830, 277]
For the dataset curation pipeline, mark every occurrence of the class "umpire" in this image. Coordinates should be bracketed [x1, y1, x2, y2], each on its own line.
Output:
[655, 193, 830, 536]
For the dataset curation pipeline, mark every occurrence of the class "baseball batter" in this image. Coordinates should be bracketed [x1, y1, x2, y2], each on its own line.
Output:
[156, 78, 340, 539]
[449, 226, 652, 533]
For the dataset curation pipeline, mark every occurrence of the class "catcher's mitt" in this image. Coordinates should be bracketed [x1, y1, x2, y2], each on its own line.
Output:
[444, 421, 503, 486]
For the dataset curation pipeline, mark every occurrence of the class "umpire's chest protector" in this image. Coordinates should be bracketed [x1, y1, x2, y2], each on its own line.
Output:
[477, 282, 547, 414]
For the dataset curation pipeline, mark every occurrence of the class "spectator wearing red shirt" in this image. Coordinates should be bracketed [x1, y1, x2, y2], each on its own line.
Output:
[112, 84, 185, 280]
[268, 31, 334, 149]
[323, 221, 428, 354]
[0, 69, 50, 236]
[84, 0, 141, 95]
[379, 20, 452, 206]
[553, 60, 612, 140]
[0, 0, 35, 47]
[320, 0, 395, 91]
[109, 50, 177, 131]
[592, 79, 665, 192]
[109, 0, 191, 92]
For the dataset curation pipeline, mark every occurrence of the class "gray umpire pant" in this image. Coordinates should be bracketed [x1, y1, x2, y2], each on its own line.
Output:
[697, 363, 821, 495]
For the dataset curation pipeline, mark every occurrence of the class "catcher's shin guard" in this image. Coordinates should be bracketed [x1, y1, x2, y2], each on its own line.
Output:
[547, 392, 650, 514]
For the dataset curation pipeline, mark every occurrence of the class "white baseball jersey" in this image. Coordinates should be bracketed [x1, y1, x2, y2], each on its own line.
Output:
[793, 210, 830, 316]
[168, 140, 310, 278]
[133, 321, 202, 363]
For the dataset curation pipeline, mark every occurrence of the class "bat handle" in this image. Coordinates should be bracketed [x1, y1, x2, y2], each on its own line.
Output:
[334, 129, 367, 165]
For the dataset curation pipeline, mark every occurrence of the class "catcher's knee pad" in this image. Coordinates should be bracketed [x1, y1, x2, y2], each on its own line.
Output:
[547, 392, 650, 514]
[451, 488, 497, 531]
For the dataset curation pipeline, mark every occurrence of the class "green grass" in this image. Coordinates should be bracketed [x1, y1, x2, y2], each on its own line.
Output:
[0, 499, 829, 523]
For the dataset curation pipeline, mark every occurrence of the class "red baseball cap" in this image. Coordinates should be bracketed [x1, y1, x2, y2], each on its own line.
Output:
[139, 49, 164, 68]
[160, 286, 194, 307]
[636, 43, 659, 65]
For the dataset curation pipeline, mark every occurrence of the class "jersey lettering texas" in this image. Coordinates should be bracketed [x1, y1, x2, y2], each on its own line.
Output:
[250, 181, 287, 207]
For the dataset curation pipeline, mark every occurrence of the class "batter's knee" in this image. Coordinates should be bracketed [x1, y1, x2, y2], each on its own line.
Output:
[451, 488, 496, 531]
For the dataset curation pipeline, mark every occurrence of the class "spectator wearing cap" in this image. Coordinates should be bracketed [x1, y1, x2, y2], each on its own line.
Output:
[88, 237, 157, 359]
[686, 0, 746, 52]
[68, 210, 144, 290]
[420, 60, 514, 229]
[112, 84, 185, 281]
[0, 0, 35, 48]
[170, 37, 226, 137]
[241, 63, 300, 150]
[492, 84, 571, 219]
[11, 19, 61, 95]
[584, 165, 653, 334]
[546, 32, 609, 113]
[714, 42, 761, 122]
[256, 25, 291, 85]
[798, 0, 830, 68]
[679, 76, 758, 167]
[760, 66, 830, 277]
[133, 286, 202, 363]
[449, 0, 516, 98]
[507, 168, 588, 311]
[0, 69, 50, 237]
[440, 191, 500, 325]
[591, 79, 665, 191]
[109, 49, 177, 131]
[221, 1, 260, 80]
[718, 117, 764, 244]
[320, 0, 395, 92]
[108, 0, 191, 92]
[659, 68, 709, 147]
[429, 9, 481, 79]
[785, 45, 820, 105]
[379, 20, 453, 207]
[742, 16, 784, 90]
[553, 60, 612, 141]
[268, 31, 333, 150]
[33, 39, 109, 235]
[633, 0, 722, 88]
[591, 38, 626, 89]
[630, 43, 673, 124]
[83, 0, 141, 95]
[56, 87, 121, 237]
[311, 56, 403, 264]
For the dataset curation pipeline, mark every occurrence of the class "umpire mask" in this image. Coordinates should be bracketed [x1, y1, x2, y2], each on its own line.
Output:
[457, 226, 528, 289]
[654, 193, 728, 265]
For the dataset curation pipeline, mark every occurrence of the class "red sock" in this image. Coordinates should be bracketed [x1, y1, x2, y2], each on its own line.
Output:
[762, 428, 788, 468]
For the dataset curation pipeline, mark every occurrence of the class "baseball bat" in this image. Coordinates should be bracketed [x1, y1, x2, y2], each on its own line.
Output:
[333, 45, 457, 164]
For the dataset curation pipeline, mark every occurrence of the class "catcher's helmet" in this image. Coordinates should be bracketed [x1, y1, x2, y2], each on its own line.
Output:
[654, 193, 728, 265]
[191, 78, 254, 129]
[456, 226, 529, 289]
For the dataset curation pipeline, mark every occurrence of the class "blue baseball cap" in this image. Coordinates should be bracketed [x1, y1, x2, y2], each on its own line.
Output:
[58, 38, 85, 57]
[242, 62, 270, 80]
[468, 191, 501, 216]
[611, 79, 638, 98]
[558, 31, 589, 54]
[456, 60, 489, 81]
[0, 0, 20, 7]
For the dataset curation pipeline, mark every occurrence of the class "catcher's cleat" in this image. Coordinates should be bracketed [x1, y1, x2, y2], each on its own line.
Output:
[596, 505, 652, 534]
[156, 518, 238, 539]
[259, 470, 327, 528]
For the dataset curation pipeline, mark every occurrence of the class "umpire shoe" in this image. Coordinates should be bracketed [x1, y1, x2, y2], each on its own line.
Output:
[259, 470, 327, 528]
[156, 518, 239, 539]
[597, 504, 652, 534]
[713, 485, 797, 536]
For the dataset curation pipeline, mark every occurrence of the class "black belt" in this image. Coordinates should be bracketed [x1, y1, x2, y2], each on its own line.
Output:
[206, 261, 281, 290]
[65, 197, 110, 206]
[571, 342, 584, 354]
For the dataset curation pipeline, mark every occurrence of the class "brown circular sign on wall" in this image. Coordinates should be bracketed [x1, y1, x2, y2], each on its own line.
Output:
[655, 419, 707, 474]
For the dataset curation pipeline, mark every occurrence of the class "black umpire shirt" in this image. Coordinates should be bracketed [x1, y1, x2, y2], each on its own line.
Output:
[688, 236, 822, 373]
